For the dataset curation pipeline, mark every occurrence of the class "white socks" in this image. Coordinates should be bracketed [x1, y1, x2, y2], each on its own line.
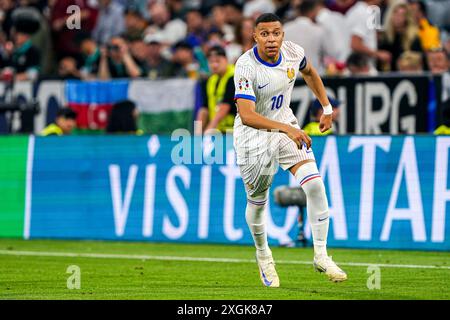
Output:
[245, 194, 272, 259]
[295, 162, 329, 257]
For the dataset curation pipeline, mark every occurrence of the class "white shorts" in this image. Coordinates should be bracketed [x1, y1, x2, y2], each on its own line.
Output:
[237, 132, 316, 197]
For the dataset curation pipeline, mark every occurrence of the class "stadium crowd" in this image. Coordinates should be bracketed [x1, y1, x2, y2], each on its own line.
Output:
[0, 0, 450, 136]
[0, 0, 449, 81]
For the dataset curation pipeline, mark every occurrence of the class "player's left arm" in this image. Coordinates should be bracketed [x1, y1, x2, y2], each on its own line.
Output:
[300, 61, 333, 133]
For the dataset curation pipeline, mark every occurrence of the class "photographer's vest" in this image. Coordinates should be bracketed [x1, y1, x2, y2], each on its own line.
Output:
[41, 123, 63, 136]
[206, 65, 235, 133]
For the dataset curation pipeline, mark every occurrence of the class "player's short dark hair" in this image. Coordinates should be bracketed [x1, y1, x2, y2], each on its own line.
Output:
[255, 13, 282, 27]
[56, 108, 77, 120]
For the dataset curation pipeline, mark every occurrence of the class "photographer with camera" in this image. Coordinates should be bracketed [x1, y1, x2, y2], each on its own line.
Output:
[98, 36, 142, 79]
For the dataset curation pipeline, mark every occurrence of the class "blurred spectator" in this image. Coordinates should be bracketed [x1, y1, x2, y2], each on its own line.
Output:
[303, 97, 340, 136]
[223, 1, 244, 27]
[345, 52, 373, 75]
[127, 35, 149, 73]
[426, 47, 449, 74]
[126, 0, 151, 20]
[226, 17, 255, 63]
[166, 0, 187, 20]
[444, 33, 450, 56]
[327, 0, 357, 14]
[142, 33, 174, 79]
[98, 36, 142, 79]
[185, 9, 210, 76]
[123, 8, 148, 40]
[315, 0, 350, 63]
[1, 7, 41, 81]
[426, 47, 450, 103]
[346, 0, 391, 73]
[78, 33, 100, 79]
[27, 5, 53, 76]
[275, 0, 302, 22]
[0, 0, 16, 40]
[49, 0, 98, 61]
[195, 46, 235, 134]
[424, 0, 450, 31]
[106, 100, 142, 134]
[57, 56, 80, 79]
[41, 108, 77, 136]
[284, 0, 334, 74]
[379, 0, 422, 71]
[408, 0, 441, 51]
[396, 50, 424, 73]
[145, 2, 186, 46]
[243, 0, 276, 19]
[185, 9, 207, 47]
[200, 29, 227, 71]
[169, 40, 199, 79]
[210, 5, 235, 43]
[92, 0, 125, 45]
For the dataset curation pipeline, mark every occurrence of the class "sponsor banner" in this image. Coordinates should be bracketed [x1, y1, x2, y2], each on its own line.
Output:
[0, 136, 29, 237]
[0, 79, 196, 134]
[291, 75, 431, 134]
[28, 135, 450, 251]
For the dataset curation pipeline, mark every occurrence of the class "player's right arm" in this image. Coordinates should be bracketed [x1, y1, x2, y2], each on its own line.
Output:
[236, 98, 311, 149]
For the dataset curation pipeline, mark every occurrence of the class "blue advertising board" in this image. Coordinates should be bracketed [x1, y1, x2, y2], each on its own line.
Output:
[28, 135, 450, 251]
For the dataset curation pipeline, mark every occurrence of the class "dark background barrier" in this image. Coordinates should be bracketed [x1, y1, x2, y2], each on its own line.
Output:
[0, 74, 447, 135]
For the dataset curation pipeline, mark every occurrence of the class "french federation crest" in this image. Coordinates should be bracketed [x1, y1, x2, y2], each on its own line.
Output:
[287, 67, 295, 81]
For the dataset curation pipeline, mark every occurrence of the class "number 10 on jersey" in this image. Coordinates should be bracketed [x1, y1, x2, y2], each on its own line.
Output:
[271, 95, 284, 110]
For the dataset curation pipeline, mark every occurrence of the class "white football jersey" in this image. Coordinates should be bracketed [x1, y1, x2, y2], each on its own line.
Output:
[233, 41, 307, 159]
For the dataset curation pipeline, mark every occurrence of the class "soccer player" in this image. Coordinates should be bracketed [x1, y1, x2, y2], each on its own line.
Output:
[233, 13, 347, 287]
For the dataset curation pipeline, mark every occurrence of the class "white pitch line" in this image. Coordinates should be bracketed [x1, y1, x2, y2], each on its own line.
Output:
[23, 135, 35, 240]
[0, 250, 449, 270]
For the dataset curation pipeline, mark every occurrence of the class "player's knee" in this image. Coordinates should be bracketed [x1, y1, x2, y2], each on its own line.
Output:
[247, 189, 269, 208]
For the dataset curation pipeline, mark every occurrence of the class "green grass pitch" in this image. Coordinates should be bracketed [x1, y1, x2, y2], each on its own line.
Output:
[0, 239, 449, 300]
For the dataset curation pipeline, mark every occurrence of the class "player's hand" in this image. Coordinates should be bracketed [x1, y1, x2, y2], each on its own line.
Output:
[319, 114, 333, 133]
[286, 126, 312, 150]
